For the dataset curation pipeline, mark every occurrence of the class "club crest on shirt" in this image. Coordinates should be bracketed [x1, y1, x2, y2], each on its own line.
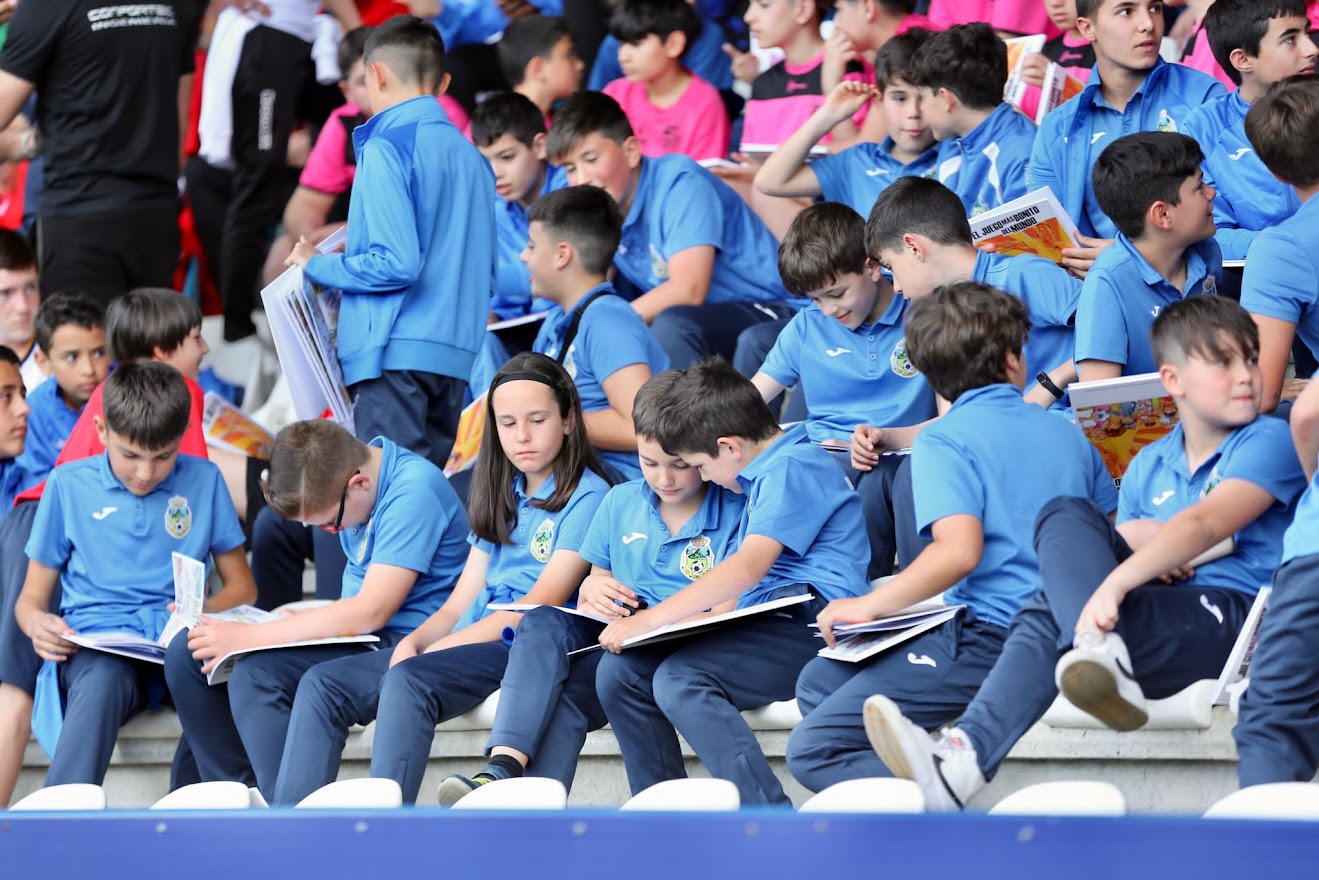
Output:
[562, 344, 578, 380]
[971, 197, 989, 217]
[1156, 109, 1177, 133]
[1200, 466, 1223, 500]
[891, 339, 918, 378]
[531, 518, 556, 563]
[1202, 276, 1216, 295]
[680, 536, 714, 580]
[165, 496, 192, 540]
[649, 243, 669, 281]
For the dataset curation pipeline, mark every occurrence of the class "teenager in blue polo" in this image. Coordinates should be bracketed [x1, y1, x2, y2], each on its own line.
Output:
[0, 347, 32, 509]
[1030, 0, 1224, 277]
[14, 363, 256, 786]
[544, 91, 797, 371]
[1074, 133, 1223, 383]
[526, 186, 669, 482]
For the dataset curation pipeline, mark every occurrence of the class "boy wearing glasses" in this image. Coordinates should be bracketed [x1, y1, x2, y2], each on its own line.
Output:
[164, 420, 469, 795]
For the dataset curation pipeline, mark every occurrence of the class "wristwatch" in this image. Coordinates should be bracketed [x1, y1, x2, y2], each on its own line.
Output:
[1036, 371, 1066, 400]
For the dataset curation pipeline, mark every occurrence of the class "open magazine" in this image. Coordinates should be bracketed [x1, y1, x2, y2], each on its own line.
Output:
[969, 186, 1082, 266]
[1069, 372, 1180, 487]
[201, 392, 275, 459]
[810, 604, 964, 663]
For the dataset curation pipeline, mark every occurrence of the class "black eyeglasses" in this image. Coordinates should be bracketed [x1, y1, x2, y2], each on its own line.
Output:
[320, 470, 359, 534]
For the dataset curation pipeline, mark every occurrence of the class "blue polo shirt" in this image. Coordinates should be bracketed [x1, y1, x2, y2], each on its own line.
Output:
[26, 453, 245, 635]
[533, 284, 671, 480]
[578, 480, 746, 605]
[615, 154, 793, 308]
[16, 377, 81, 482]
[1029, 60, 1226, 239]
[1075, 234, 1223, 375]
[733, 424, 868, 606]
[337, 438, 470, 633]
[1240, 195, 1319, 356]
[811, 138, 939, 216]
[970, 249, 1080, 381]
[491, 164, 565, 320]
[912, 383, 1117, 628]
[1182, 91, 1302, 262]
[759, 293, 935, 443]
[1119, 419, 1304, 596]
[0, 458, 34, 510]
[935, 103, 1036, 216]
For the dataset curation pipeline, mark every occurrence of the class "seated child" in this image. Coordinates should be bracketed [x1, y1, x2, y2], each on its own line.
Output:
[602, 0, 731, 162]
[904, 23, 1036, 216]
[928, 0, 1056, 36]
[751, 203, 936, 579]
[548, 91, 795, 369]
[498, 15, 585, 120]
[15, 363, 257, 785]
[0, 229, 44, 391]
[0, 346, 31, 509]
[17, 293, 109, 482]
[785, 280, 1116, 793]
[1075, 132, 1223, 383]
[1015, 0, 1096, 123]
[434, 371, 745, 803]
[526, 186, 670, 481]
[870, 295, 1305, 808]
[165, 417, 470, 802]
[595, 357, 869, 806]
[828, 0, 938, 65]
[367, 353, 611, 804]
[590, 1, 733, 95]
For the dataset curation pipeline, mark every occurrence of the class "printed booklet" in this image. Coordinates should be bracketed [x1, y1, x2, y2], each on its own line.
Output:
[202, 392, 275, 459]
[969, 186, 1082, 266]
[810, 604, 964, 663]
[1069, 372, 1179, 487]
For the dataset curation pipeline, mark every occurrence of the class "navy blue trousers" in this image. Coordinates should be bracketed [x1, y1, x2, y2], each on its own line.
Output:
[349, 370, 465, 473]
[651, 300, 793, 370]
[732, 316, 807, 423]
[0, 501, 42, 692]
[248, 507, 346, 607]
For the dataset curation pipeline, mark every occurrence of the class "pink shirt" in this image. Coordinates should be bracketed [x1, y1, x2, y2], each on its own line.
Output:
[1019, 32, 1094, 122]
[927, 0, 1062, 38]
[742, 53, 873, 146]
[1179, 20, 1235, 91]
[603, 73, 730, 161]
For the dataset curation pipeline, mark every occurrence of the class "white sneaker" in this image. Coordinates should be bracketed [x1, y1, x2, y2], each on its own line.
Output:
[863, 694, 985, 811]
[1056, 628, 1149, 731]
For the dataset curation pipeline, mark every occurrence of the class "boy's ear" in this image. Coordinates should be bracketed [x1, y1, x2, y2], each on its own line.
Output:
[1075, 15, 1098, 44]
[1147, 199, 1175, 233]
[33, 348, 51, 376]
[792, 0, 816, 25]
[901, 232, 927, 261]
[92, 414, 109, 448]
[865, 257, 885, 282]
[662, 30, 689, 60]
[433, 72, 452, 98]
[623, 135, 644, 169]
[717, 436, 744, 460]
[1158, 362, 1184, 398]
[937, 86, 957, 114]
[532, 131, 548, 162]
[367, 60, 389, 91]
[150, 345, 171, 363]
[1227, 47, 1253, 78]
[555, 240, 575, 270]
[525, 55, 546, 83]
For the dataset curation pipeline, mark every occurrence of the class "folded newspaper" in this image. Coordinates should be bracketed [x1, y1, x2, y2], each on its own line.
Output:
[969, 186, 1082, 266]
[810, 603, 963, 663]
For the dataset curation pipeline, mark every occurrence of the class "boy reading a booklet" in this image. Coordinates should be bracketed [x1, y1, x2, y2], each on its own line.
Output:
[595, 357, 868, 806]
[1074, 132, 1223, 384]
[869, 296, 1305, 809]
[785, 281, 1116, 794]
[14, 363, 257, 786]
[750, 203, 936, 580]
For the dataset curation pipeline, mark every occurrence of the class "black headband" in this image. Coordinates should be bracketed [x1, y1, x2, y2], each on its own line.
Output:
[490, 371, 556, 392]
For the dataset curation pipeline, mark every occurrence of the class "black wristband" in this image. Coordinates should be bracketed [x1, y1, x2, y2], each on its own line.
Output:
[1036, 371, 1065, 400]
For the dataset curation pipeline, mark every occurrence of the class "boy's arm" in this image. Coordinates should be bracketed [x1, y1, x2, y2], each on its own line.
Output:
[1076, 359, 1123, 382]
[388, 547, 490, 666]
[203, 546, 258, 612]
[1292, 378, 1319, 482]
[14, 560, 74, 663]
[583, 363, 651, 451]
[629, 245, 717, 324]
[283, 188, 340, 243]
[322, 0, 363, 28]
[852, 395, 950, 471]
[1254, 315, 1298, 414]
[754, 83, 874, 198]
[751, 371, 788, 405]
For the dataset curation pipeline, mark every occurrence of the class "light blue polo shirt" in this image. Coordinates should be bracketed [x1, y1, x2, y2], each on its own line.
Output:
[934, 102, 1036, 216]
[1240, 196, 1319, 356]
[1182, 91, 1302, 261]
[17, 377, 82, 482]
[1029, 60, 1226, 239]
[811, 138, 939, 217]
[911, 383, 1117, 628]
[971, 249, 1080, 381]
[26, 453, 246, 634]
[733, 423, 869, 606]
[491, 164, 565, 320]
[578, 479, 746, 606]
[615, 154, 795, 308]
[759, 293, 935, 443]
[1075, 234, 1223, 375]
[337, 437, 470, 633]
[1119, 418, 1304, 596]
[533, 283, 671, 481]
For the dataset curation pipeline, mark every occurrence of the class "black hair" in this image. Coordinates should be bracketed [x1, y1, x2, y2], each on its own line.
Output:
[1206, 0, 1309, 86]
[34, 291, 105, 355]
[0, 345, 18, 369]
[0, 228, 35, 273]
[779, 202, 869, 297]
[472, 91, 548, 148]
[905, 22, 1007, 110]
[545, 91, 634, 160]
[865, 177, 973, 258]
[609, 0, 701, 57]
[652, 357, 780, 457]
[364, 15, 446, 92]
[874, 27, 934, 92]
[105, 288, 203, 363]
[1092, 132, 1205, 240]
[338, 26, 375, 80]
[497, 15, 576, 86]
[632, 369, 680, 440]
[528, 186, 623, 276]
[101, 361, 192, 451]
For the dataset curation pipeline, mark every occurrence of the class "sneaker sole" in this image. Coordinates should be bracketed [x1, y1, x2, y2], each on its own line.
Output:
[436, 776, 478, 807]
[863, 695, 923, 783]
[1058, 657, 1149, 732]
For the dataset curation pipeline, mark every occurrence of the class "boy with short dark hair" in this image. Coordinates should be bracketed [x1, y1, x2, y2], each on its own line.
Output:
[288, 16, 496, 471]
[595, 356, 869, 806]
[18, 293, 109, 482]
[15, 362, 258, 785]
[903, 23, 1036, 216]
[1075, 132, 1224, 383]
[547, 91, 795, 369]
[0, 229, 43, 392]
[871, 295, 1305, 808]
[785, 280, 1116, 794]
[497, 15, 585, 119]
[0, 346, 31, 510]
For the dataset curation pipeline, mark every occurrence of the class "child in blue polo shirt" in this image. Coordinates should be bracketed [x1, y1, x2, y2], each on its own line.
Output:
[751, 203, 936, 580]
[871, 296, 1305, 809]
[595, 357, 868, 806]
[1183, 0, 1316, 263]
[785, 281, 1116, 794]
[287, 18, 495, 470]
[368, 353, 611, 804]
[0, 347, 31, 510]
[17, 294, 109, 482]
[526, 186, 670, 481]
[904, 23, 1036, 216]
[472, 93, 566, 324]
[1075, 132, 1224, 383]
[15, 363, 257, 786]
[1030, 0, 1225, 278]
[545, 91, 796, 370]
[1239, 77, 1319, 413]
[434, 371, 746, 804]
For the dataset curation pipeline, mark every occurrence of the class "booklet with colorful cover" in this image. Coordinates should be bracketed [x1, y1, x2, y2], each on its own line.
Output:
[1069, 372, 1180, 487]
[444, 393, 487, 476]
[1035, 61, 1085, 124]
[810, 604, 964, 663]
[202, 392, 275, 459]
[1004, 34, 1047, 109]
[968, 186, 1082, 266]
